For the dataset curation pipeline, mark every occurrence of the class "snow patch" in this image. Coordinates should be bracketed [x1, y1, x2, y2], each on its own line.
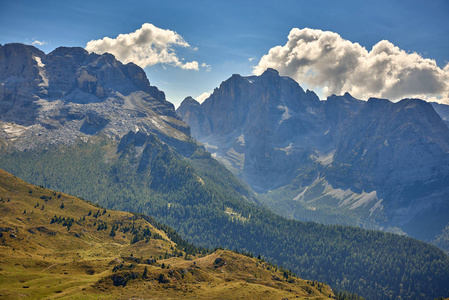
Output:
[277, 105, 291, 124]
[34, 56, 45, 68]
[314, 152, 334, 166]
[34, 56, 49, 87]
[276, 143, 294, 155]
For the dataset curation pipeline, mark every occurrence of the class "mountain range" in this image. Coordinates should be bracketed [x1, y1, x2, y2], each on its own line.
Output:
[1, 43, 449, 299]
[177, 68, 449, 243]
[0, 43, 195, 155]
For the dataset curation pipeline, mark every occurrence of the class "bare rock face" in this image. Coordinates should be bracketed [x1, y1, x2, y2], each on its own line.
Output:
[431, 102, 449, 128]
[0, 43, 194, 154]
[323, 92, 364, 143]
[329, 98, 449, 239]
[0, 44, 45, 124]
[177, 69, 449, 241]
[333, 98, 449, 191]
[178, 68, 330, 191]
[177, 97, 205, 139]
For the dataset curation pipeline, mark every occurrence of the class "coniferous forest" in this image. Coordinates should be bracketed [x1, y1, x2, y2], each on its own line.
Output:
[1, 136, 448, 300]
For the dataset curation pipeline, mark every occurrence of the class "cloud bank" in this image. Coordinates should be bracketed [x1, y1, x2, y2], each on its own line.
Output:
[86, 23, 205, 70]
[254, 28, 449, 103]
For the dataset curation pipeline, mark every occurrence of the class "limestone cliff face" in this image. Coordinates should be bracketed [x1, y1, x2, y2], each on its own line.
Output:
[178, 68, 329, 191]
[329, 98, 449, 239]
[323, 92, 365, 143]
[333, 98, 449, 191]
[177, 69, 449, 240]
[176, 97, 205, 139]
[0, 44, 45, 124]
[0, 43, 194, 154]
[432, 102, 449, 128]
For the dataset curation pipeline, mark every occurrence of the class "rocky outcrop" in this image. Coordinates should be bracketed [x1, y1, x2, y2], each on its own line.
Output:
[176, 97, 206, 139]
[0, 43, 194, 154]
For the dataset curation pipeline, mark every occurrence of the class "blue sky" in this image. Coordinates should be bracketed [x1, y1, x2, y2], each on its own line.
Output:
[1, 0, 449, 106]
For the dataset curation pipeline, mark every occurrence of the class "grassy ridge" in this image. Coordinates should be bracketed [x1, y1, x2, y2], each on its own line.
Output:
[0, 168, 334, 299]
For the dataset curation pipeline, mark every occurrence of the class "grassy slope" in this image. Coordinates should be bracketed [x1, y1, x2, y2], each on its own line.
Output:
[0, 169, 334, 300]
[1, 137, 449, 299]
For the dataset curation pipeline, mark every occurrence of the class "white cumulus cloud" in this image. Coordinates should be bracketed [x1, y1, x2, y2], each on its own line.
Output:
[201, 62, 211, 72]
[196, 92, 211, 103]
[86, 23, 206, 70]
[253, 28, 449, 103]
[32, 40, 46, 46]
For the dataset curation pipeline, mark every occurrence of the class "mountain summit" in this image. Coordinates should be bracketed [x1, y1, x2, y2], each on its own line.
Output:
[177, 69, 449, 242]
[0, 43, 192, 153]
[178, 68, 326, 190]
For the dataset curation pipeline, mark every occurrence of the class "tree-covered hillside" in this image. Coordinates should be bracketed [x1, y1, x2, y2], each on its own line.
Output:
[0, 168, 335, 300]
[1, 135, 448, 299]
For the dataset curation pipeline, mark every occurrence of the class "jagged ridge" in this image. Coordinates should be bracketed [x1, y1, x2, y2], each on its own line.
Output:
[177, 69, 449, 242]
[0, 43, 193, 154]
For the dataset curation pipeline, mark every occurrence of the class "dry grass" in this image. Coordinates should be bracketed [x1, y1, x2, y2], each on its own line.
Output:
[0, 169, 334, 299]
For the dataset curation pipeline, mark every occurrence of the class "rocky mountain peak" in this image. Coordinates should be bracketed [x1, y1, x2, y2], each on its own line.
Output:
[0, 43, 44, 59]
[260, 67, 280, 77]
[334, 96, 449, 187]
[0, 43, 44, 81]
[178, 70, 449, 240]
[398, 97, 430, 109]
[330, 92, 358, 103]
[180, 96, 200, 107]
[366, 97, 391, 106]
[177, 70, 331, 190]
[0, 43, 193, 154]
[49, 46, 89, 57]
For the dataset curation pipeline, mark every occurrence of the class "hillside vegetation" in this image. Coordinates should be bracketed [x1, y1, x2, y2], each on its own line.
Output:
[1, 136, 449, 299]
[0, 168, 335, 299]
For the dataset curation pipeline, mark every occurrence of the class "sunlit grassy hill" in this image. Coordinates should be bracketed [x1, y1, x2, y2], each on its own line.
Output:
[0, 169, 334, 299]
